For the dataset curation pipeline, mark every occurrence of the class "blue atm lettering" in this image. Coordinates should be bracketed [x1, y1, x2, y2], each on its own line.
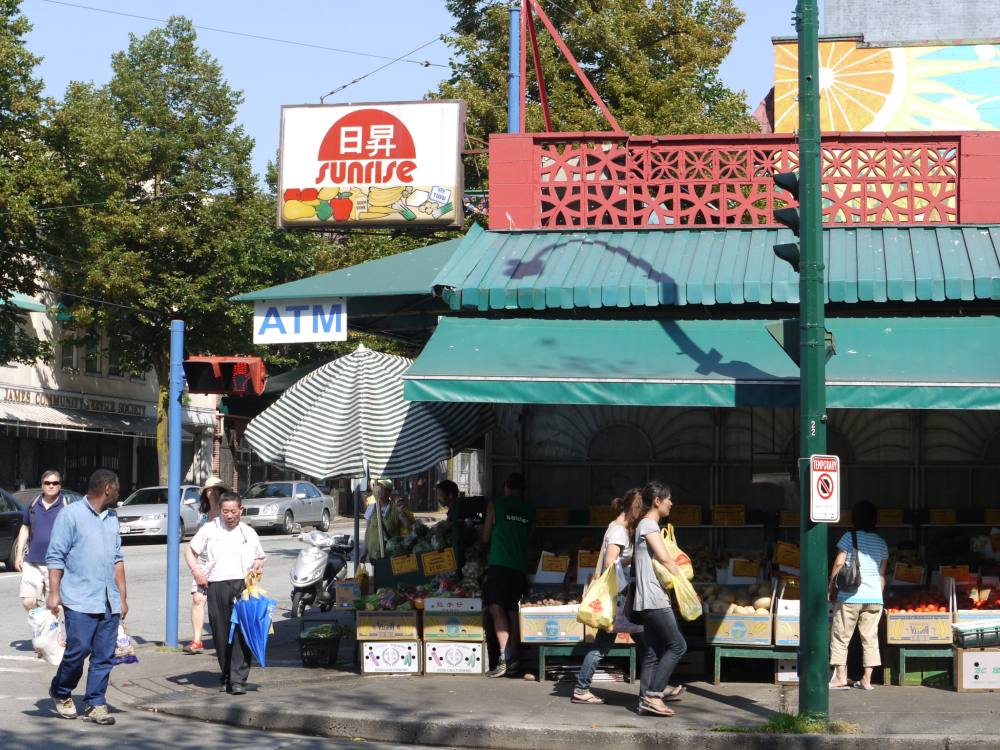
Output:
[258, 306, 286, 335]
[257, 302, 343, 338]
[313, 303, 343, 334]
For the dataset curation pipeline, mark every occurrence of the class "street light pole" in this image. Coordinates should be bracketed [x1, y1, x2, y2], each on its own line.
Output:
[165, 319, 185, 648]
[795, 0, 829, 717]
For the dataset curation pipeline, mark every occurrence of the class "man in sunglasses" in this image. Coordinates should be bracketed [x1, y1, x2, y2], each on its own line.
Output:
[14, 470, 70, 613]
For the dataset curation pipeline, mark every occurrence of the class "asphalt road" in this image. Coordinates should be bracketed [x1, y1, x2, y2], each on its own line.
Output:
[0, 520, 377, 749]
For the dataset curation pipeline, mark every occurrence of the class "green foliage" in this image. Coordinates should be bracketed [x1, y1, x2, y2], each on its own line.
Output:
[714, 712, 861, 735]
[0, 0, 62, 363]
[437, 0, 758, 188]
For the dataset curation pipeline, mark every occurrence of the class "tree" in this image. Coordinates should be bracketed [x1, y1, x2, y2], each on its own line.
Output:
[46, 18, 330, 482]
[437, 0, 757, 188]
[0, 0, 65, 363]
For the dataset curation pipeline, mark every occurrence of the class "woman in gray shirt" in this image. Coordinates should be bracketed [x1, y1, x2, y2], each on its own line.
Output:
[630, 481, 687, 717]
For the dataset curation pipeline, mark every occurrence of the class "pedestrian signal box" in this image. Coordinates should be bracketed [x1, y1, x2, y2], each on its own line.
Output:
[183, 356, 267, 397]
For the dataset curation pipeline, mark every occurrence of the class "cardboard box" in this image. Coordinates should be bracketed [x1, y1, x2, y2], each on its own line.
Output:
[335, 580, 362, 608]
[773, 599, 833, 646]
[519, 604, 585, 643]
[706, 612, 773, 645]
[885, 611, 953, 644]
[356, 610, 420, 641]
[360, 641, 422, 674]
[424, 597, 482, 613]
[423, 612, 485, 641]
[954, 610, 1000, 626]
[954, 647, 1000, 692]
[424, 641, 485, 675]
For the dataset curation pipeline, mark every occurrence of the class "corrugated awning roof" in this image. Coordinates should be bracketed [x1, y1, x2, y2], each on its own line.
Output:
[232, 238, 461, 303]
[432, 224, 1000, 311]
[403, 316, 1000, 410]
[6, 294, 47, 312]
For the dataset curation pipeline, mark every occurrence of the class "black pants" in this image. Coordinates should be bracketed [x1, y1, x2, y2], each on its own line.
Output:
[207, 579, 251, 688]
[639, 607, 687, 697]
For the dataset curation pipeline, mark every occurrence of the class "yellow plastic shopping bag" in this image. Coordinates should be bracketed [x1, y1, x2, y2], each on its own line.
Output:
[669, 570, 704, 622]
[576, 564, 618, 631]
[662, 524, 694, 581]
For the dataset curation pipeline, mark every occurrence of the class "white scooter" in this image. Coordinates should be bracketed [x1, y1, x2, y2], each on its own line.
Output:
[289, 530, 354, 617]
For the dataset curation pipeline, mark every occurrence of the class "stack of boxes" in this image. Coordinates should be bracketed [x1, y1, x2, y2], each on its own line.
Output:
[357, 610, 422, 674]
[423, 598, 486, 675]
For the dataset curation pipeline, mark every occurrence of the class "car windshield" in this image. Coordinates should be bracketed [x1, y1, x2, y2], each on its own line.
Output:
[122, 488, 169, 506]
[246, 483, 292, 499]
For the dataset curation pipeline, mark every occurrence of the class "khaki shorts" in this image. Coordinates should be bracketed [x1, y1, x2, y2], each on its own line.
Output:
[19, 562, 48, 602]
[191, 578, 208, 596]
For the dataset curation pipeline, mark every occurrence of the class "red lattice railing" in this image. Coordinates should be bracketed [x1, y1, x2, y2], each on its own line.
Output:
[489, 131, 1000, 231]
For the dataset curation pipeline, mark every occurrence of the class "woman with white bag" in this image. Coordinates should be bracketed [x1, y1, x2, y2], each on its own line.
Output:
[571, 489, 642, 705]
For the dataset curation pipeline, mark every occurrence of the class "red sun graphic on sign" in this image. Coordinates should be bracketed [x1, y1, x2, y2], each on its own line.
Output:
[315, 109, 417, 185]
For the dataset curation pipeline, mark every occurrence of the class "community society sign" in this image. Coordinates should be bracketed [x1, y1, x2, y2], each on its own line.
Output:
[253, 298, 347, 344]
[278, 100, 465, 228]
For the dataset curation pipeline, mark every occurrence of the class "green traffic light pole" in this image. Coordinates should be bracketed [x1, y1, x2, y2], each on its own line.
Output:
[795, 0, 829, 718]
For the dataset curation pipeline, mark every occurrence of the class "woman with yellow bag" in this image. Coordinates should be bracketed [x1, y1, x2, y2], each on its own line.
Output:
[630, 481, 687, 717]
[185, 493, 266, 695]
[572, 489, 642, 705]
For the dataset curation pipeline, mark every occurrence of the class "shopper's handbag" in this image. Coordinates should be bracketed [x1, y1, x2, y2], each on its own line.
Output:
[576, 564, 618, 631]
[661, 525, 695, 584]
[620, 558, 643, 625]
[833, 531, 863, 593]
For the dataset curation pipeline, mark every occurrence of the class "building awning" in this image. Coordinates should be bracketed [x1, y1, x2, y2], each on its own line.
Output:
[6, 294, 47, 313]
[403, 316, 1000, 410]
[432, 224, 1000, 311]
[0, 403, 214, 436]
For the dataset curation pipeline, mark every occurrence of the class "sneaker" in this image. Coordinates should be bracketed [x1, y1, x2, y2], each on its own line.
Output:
[485, 660, 508, 678]
[183, 641, 203, 655]
[82, 704, 115, 725]
[49, 688, 77, 720]
[228, 684, 247, 696]
[505, 660, 521, 677]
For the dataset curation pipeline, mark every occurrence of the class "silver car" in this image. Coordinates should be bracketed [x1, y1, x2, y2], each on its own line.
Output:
[241, 481, 336, 534]
[115, 485, 203, 539]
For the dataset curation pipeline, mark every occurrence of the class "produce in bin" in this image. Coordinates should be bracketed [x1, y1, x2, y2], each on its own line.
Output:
[355, 570, 486, 611]
[301, 623, 353, 639]
[957, 586, 1000, 611]
[885, 589, 949, 614]
[522, 588, 583, 607]
[702, 583, 773, 616]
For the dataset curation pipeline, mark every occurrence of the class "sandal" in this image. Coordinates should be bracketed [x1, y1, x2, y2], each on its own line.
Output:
[571, 691, 605, 705]
[639, 696, 675, 716]
[663, 685, 685, 702]
[852, 681, 874, 691]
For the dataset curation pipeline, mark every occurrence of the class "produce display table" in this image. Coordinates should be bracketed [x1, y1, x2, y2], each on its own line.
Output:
[537, 643, 637, 683]
[885, 646, 954, 687]
[713, 645, 797, 685]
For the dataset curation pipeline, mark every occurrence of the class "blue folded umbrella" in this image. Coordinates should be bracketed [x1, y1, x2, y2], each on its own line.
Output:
[229, 590, 278, 667]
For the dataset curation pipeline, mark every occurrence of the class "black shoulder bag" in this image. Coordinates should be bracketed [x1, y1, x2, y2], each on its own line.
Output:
[620, 555, 643, 625]
[833, 531, 862, 593]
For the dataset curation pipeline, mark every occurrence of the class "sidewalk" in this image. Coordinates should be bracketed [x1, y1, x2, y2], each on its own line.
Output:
[113, 633, 1000, 750]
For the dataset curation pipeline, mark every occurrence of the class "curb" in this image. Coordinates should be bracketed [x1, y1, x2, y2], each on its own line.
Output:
[140, 696, 997, 750]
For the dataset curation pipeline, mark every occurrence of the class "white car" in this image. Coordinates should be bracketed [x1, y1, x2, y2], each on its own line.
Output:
[241, 480, 337, 534]
[115, 485, 203, 539]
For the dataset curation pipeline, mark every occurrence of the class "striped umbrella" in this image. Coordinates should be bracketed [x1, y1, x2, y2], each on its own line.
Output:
[243, 345, 495, 480]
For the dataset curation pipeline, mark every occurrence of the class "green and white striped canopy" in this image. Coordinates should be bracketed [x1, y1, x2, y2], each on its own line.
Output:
[244, 345, 495, 480]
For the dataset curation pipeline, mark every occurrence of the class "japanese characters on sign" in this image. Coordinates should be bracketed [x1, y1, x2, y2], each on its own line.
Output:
[278, 101, 465, 228]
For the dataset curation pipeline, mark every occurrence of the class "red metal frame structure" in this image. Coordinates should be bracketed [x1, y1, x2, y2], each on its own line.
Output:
[489, 130, 1000, 230]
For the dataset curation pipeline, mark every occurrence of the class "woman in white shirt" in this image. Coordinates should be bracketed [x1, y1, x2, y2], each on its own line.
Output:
[572, 488, 642, 704]
[185, 493, 265, 695]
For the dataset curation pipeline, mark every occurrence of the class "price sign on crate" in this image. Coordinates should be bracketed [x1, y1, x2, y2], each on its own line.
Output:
[940, 565, 971, 584]
[773, 541, 801, 568]
[893, 563, 925, 585]
[712, 505, 746, 526]
[928, 509, 957, 525]
[390, 554, 419, 576]
[421, 549, 458, 576]
[779, 511, 800, 527]
[578, 550, 600, 569]
[671, 505, 702, 526]
[541, 555, 571, 573]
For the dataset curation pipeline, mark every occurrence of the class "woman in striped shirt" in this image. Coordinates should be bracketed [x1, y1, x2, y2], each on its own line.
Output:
[828, 500, 889, 691]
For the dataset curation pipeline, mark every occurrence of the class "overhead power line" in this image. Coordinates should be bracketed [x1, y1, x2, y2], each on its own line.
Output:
[37, 0, 448, 68]
[319, 36, 445, 102]
[0, 191, 200, 217]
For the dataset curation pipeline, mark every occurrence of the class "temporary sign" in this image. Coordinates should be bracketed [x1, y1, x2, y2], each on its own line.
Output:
[809, 454, 840, 523]
[278, 100, 465, 228]
[253, 297, 347, 344]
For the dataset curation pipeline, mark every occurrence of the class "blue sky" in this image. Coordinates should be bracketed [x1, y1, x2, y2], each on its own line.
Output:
[22, 0, 815, 180]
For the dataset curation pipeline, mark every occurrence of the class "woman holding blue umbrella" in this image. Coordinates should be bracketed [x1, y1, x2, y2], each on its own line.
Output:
[186, 493, 265, 695]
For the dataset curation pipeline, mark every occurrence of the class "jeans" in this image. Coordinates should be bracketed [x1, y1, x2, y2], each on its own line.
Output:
[51, 605, 120, 706]
[574, 628, 616, 692]
[638, 607, 686, 697]
[207, 579, 251, 687]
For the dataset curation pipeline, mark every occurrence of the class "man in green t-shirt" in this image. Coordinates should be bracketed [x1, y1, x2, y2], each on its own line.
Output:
[480, 472, 534, 678]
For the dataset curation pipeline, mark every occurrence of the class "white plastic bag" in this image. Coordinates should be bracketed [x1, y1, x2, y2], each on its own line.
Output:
[113, 624, 138, 665]
[28, 607, 65, 666]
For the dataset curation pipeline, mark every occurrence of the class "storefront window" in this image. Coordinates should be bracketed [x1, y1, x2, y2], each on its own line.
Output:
[60, 339, 77, 371]
[108, 340, 123, 378]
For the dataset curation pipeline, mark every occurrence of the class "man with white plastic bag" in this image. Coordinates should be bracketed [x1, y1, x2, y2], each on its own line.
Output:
[45, 469, 128, 726]
[29, 606, 66, 665]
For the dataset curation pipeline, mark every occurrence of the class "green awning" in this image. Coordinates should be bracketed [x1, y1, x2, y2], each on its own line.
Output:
[403, 316, 1000, 410]
[232, 238, 461, 302]
[5, 294, 47, 313]
[432, 224, 1000, 310]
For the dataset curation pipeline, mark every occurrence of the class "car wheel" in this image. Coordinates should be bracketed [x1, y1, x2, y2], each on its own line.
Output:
[5, 545, 16, 571]
[319, 509, 331, 532]
[290, 590, 304, 618]
[282, 511, 295, 535]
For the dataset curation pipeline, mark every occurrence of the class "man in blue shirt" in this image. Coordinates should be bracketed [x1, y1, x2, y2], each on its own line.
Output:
[14, 470, 69, 613]
[46, 469, 128, 725]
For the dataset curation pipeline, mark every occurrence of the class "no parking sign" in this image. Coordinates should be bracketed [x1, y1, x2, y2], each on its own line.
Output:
[809, 454, 840, 523]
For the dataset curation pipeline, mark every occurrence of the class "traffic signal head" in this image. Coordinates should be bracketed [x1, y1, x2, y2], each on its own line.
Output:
[772, 170, 801, 271]
[773, 242, 801, 272]
[183, 356, 267, 397]
[773, 171, 799, 198]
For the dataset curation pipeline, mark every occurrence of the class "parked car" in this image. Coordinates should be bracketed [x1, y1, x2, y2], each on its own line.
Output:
[115, 485, 203, 539]
[14, 488, 85, 506]
[0, 489, 23, 569]
[242, 480, 336, 534]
